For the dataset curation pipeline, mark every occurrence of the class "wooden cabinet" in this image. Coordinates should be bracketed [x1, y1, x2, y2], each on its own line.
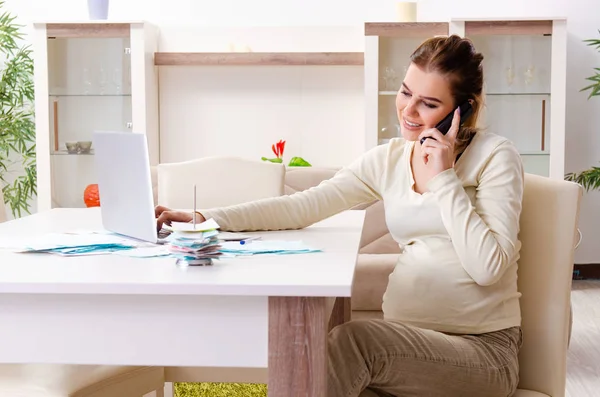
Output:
[364, 18, 567, 180]
[451, 18, 567, 180]
[32, 21, 159, 211]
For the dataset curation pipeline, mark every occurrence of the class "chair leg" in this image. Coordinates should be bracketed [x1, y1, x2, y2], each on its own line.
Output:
[163, 382, 174, 397]
[568, 303, 573, 349]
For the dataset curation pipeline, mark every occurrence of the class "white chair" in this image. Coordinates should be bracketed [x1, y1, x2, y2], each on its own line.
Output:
[157, 155, 286, 393]
[0, 365, 164, 397]
[157, 156, 286, 209]
[512, 173, 582, 397]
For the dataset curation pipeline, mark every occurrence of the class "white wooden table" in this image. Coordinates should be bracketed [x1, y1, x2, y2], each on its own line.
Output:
[0, 208, 365, 396]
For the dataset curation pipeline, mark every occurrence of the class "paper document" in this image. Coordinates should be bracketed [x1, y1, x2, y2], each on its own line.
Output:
[113, 246, 171, 258]
[169, 218, 220, 233]
[219, 240, 321, 256]
[2, 231, 145, 256]
[217, 231, 259, 241]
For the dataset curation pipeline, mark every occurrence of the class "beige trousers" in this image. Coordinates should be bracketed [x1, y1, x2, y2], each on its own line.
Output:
[328, 319, 522, 397]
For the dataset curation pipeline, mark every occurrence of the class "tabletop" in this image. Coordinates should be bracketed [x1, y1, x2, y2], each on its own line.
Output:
[0, 208, 365, 297]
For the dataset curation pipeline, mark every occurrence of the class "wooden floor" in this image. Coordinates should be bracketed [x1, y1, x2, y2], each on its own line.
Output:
[566, 280, 600, 397]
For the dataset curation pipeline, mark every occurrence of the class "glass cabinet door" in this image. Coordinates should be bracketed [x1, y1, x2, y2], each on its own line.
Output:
[463, 21, 553, 177]
[47, 35, 132, 208]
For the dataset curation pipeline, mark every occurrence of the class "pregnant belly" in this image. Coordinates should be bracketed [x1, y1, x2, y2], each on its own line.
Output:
[382, 239, 490, 324]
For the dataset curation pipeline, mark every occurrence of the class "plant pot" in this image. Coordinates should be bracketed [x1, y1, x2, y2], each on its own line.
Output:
[87, 0, 109, 20]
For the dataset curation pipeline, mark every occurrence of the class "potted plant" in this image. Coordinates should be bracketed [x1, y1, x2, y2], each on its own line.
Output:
[0, 2, 36, 218]
[565, 31, 600, 191]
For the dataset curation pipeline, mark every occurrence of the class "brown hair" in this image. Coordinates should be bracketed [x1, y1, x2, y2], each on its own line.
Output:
[409, 35, 484, 154]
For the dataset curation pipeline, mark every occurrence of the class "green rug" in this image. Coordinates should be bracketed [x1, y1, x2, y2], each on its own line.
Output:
[175, 382, 267, 397]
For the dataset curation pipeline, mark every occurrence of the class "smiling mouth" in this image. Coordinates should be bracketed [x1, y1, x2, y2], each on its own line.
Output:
[403, 118, 422, 128]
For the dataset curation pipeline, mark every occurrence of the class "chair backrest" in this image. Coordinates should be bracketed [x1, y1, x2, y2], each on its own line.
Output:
[0, 187, 6, 223]
[517, 173, 583, 397]
[157, 156, 286, 209]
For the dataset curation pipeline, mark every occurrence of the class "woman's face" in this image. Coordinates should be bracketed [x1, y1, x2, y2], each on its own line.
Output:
[396, 63, 456, 141]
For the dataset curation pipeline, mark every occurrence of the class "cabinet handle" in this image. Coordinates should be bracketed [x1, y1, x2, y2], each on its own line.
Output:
[127, 122, 133, 129]
[541, 99, 546, 152]
[124, 47, 131, 55]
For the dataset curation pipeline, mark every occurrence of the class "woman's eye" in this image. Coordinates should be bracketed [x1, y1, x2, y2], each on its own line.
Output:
[424, 102, 437, 109]
[400, 90, 411, 97]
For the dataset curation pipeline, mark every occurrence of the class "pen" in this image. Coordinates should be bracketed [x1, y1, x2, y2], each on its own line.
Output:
[240, 236, 261, 245]
[193, 184, 196, 230]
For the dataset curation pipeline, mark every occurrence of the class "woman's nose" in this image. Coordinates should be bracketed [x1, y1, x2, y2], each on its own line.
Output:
[403, 99, 418, 117]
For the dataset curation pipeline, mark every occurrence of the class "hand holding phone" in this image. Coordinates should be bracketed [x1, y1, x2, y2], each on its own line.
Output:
[420, 101, 473, 144]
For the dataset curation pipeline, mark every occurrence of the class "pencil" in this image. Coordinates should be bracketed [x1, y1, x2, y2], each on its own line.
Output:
[193, 184, 197, 230]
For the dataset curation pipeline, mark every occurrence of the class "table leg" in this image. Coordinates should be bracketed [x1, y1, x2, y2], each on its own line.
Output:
[268, 296, 327, 397]
[328, 297, 351, 332]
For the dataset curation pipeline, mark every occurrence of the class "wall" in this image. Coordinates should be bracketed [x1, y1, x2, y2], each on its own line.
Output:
[5, 0, 600, 263]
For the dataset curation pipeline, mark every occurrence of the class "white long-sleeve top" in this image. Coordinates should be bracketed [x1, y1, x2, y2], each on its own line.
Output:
[201, 131, 524, 334]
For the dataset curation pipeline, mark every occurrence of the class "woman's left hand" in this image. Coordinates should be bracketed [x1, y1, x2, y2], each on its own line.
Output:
[418, 107, 460, 180]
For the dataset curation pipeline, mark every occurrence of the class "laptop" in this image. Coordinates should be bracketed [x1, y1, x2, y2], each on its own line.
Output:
[92, 131, 170, 244]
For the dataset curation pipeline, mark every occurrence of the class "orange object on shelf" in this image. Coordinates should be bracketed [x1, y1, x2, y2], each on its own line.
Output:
[83, 184, 100, 207]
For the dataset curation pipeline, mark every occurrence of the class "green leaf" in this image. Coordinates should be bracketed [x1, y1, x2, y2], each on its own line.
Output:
[288, 157, 312, 167]
[581, 31, 600, 98]
[565, 165, 600, 192]
[0, 2, 36, 218]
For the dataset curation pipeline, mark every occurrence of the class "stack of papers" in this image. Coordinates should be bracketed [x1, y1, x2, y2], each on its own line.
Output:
[0, 218, 322, 262]
[165, 219, 223, 265]
[5, 231, 140, 256]
[219, 240, 322, 256]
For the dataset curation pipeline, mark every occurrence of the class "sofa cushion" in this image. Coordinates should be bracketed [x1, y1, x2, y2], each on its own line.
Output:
[284, 167, 400, 254]
[357, 200, 402, 254]
[352, 254, 398, 311]
[150, 166, 158, 206]
[284, 166, 341, 195]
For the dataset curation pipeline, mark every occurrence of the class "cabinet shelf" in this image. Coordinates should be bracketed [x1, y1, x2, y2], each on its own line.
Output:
[365, 22, 448, 37]
[51, 149, 95, 156]
[49, 94, 132, 98]
[520, 151, 549, 156]
[463, 20, 553, 36]
[378, 91, 551, 97]
[154, 52, 364, 66]
[486, 92, 551, 96]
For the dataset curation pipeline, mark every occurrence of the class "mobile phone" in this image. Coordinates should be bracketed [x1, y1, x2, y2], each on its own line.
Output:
[420, 101, 473, 144]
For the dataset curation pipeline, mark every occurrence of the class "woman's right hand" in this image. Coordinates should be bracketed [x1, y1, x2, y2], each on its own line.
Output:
[155, 205, 206, 231]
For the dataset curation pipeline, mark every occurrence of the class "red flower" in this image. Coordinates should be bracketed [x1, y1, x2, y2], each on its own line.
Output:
[271, 139, 286, 159]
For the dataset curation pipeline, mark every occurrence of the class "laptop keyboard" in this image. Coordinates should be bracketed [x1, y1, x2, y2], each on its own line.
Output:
[158, 228, 172, 239]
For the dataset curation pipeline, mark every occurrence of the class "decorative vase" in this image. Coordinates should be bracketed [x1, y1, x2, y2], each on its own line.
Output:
[83, 184, 100, 207]
[396, 2, 417, 22]
[87, 0, 109, 20]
